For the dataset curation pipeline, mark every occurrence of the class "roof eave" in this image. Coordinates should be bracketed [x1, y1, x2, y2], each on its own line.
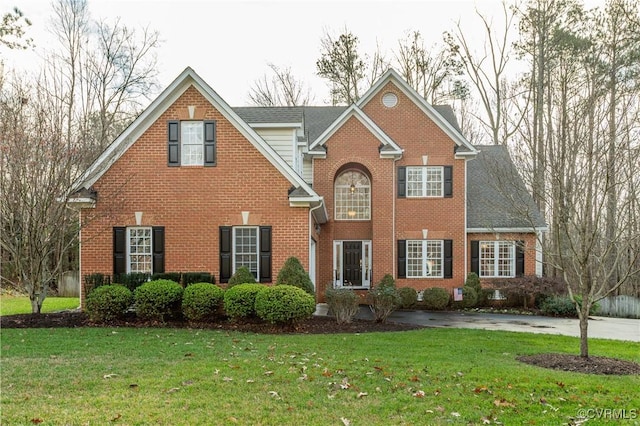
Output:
[466, 226, 548, 233]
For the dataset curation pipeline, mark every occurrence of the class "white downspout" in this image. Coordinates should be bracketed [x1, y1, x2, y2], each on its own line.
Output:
[308, 201, 324, 290]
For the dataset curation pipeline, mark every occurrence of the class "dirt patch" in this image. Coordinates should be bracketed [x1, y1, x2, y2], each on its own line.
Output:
[517, 354, 640, 376]
[3, 311, 638, 375]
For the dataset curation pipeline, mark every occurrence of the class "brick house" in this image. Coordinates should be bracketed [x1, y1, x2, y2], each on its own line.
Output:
[69, 67, 546, 303]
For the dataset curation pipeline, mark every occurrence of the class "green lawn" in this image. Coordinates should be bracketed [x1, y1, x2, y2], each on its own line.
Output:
[1, 326, 638, 425]
[0, 296, 79, 316]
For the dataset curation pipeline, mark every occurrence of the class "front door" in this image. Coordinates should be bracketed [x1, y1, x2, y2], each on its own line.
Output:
[343, 241, 362, 286]
[333, 240, 371, 288]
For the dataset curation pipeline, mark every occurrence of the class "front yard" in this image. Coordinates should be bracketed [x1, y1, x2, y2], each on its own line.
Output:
[1, 326, 638, 425]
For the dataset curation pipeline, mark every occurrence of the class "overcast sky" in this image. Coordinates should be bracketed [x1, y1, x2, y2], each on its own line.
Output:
[5, 0, 605, 106]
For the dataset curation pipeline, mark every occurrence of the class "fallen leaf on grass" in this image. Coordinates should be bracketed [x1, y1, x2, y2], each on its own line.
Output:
[129, 384, 138, 389]
[357, 392, 368, 398]
[167, 387, 180, 393]
[264, 371, 274, 376]
[30, 419, 43, 424]
[268, 391, 280, 399]
[474, 386, 492, 394]
[111, 413, 121, 421]
[409, 375, 420, 382]
[223, 377, 233, 382]
[184, 353, 193, 357]
[340, 418, 351, 426]
[103, 374, 118, 379]
[413, 390, 425, 398]
[494, 398, 515, 407]
[451, 412, 461, 417]
[340, 378, 351, 389]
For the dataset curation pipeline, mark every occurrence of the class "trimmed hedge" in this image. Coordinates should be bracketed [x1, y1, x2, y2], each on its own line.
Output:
[254, 285, 316, 324]
[367, 274, 400, 323]
[85, 284, 132, 322]
[182, 283, 225, 322]
[133, 279, 183, 321]
[454, 286, 478, 309]
[325, 288, 359, 324]
[227, 266, 257, 288]
[421, 287, 450, 310]
[223, 283, 266, 319]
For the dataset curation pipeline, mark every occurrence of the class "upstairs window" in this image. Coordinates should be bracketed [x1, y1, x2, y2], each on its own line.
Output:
[168, 120, 217, 166]
[398, 166, 453, 198]
[335, 170, 371, 220]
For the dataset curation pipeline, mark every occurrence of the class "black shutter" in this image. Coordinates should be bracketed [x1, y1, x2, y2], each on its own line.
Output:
[152, 227, 165, 274]
[444, 166, 453, 197]
[515, 241, 525, 277]
[113, 227, 126, 275]
[168, 121, 180, 166]
[471, 240, 479, 274]
[397, 166, 406, 198]
[444, 239, 453, 279]
[397, 240, 406, 278]
[259, 226, 272, 283]
[204, 120, 216, 166]
[219, 226, 232, 283]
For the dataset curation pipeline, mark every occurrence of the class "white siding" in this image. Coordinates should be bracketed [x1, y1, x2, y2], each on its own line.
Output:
[302, 156, 313, 184]
[254, 128, 296, 170]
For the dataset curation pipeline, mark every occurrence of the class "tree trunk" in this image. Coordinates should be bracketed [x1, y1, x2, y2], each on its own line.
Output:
[578, 312, 589, 358]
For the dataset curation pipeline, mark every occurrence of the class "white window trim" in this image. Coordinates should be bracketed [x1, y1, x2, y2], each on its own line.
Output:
[334, 170, 371, 221]
[181, 121, 204, 166]
[232, 226, 260, 279]
[406, 166, 444, 198]
[479, 241, 516, 278]
[406, 239, 444, 278]
[126, 227, 152, 274]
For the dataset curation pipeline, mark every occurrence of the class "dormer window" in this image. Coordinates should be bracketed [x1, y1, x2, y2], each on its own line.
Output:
[167, 120, 217, 166]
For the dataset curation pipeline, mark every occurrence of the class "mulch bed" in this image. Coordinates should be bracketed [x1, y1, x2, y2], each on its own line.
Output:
[2, 311, 638, 375]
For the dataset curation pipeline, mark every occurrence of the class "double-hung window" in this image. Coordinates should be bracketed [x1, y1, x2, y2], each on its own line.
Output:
[406, 240, 443, 278]
[233, 227, 259, 278]
[127, 227, 152, 273]
[480, 241, 515, 278]
[407, 166, 443, 197]
[168, 120, 217, 166]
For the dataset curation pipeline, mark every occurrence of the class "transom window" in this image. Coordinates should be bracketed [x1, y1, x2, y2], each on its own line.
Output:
[127, 227, 152, 274]
[181, 121, 204, 166]
[407, 166, 443, 197]
[480, 241, 515, 278]
[233, 227, 259, 279]
[406, 240, 443, 278]
[335, 170, 371, 220]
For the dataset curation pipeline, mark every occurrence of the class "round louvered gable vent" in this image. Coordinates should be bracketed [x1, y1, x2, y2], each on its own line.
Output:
[382, 92, 398, 108]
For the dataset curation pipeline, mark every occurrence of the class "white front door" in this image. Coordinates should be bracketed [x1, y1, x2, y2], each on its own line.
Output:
[333, 240, 372, 288]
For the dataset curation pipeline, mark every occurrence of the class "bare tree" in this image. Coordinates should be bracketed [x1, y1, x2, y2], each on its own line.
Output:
[0, 75, 85, 312]
[248, 63, 313, 106]
[446, 2, 521, 146]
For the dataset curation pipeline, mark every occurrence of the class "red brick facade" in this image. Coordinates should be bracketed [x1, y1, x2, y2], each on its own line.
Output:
[74, 68, 542, 305]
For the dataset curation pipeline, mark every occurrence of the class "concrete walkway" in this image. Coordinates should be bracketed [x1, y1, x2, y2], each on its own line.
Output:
[337, 306, 640, 342]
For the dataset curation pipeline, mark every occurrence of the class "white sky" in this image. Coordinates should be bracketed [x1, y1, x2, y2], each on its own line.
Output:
[3, 0, 605, 106]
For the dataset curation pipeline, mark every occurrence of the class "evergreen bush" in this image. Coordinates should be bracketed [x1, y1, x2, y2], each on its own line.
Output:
[133, 279, 183, 321]
[421, 287, 450, 310]
[367, 274, 400, 323]
[254, 285, 316, 325]
[397, 287, 418, 309]
[85, 284, 132, 322]
[276, 257, 314, 294]
[181, 283, 225, 322]
[223, 283, 265, 319]
[227, 266, 257, 288]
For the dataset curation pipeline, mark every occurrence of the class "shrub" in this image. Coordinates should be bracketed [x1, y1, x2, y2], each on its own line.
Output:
[151, 272, 182, 284]
[454, 286, 478, 309]
[367, 274, 400, 323]
[465, 272, 481, 294]
[133, 279, 183, 321]
[540, 296, 599, 318]
[276, 257, 314, 295]
[183, 272, 215, 286]
[254, 285, 316, 325]
[181, 283, 225, 322]
[85, 284, 132, 322]
[397, 287, 418, 309]
[84, 273, 110, 295]
[325, 288, 360, 324]
[114, 273, 151, 292]
[223, 283, 266, 319]
[227, 266, 257, 288]
[421, 287, 450, 310]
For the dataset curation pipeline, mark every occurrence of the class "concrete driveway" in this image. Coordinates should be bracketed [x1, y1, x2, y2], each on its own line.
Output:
[354, 308, 640, 342]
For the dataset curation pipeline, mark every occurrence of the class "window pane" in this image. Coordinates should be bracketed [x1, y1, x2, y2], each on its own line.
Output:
[335, 171, 371, 220]
[425, 240, 442, 277]
[425, 167, 443, 197]
[406, 240, 443, 278]
[480, 242, 495, 277]
[128, 228, 152, 274]
[407, 167, 424, 197]
[406, 166, 443, 197]
[497, 242, 514, 277]
[234, 227, 258, 278]
[407, 241, 423, 277]
[181, 122, 204, 165]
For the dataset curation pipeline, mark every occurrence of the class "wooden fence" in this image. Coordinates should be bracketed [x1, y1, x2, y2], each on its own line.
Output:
[597, 295, 640, 319]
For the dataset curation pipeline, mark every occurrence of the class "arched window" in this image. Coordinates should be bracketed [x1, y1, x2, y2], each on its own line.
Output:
[335, 170, 371, 220]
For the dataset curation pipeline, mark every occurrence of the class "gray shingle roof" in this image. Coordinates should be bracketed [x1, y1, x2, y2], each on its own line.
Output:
[234, 107, 303, 124]
[467, 145, 546, 229]
[433, 105, 461, 133]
